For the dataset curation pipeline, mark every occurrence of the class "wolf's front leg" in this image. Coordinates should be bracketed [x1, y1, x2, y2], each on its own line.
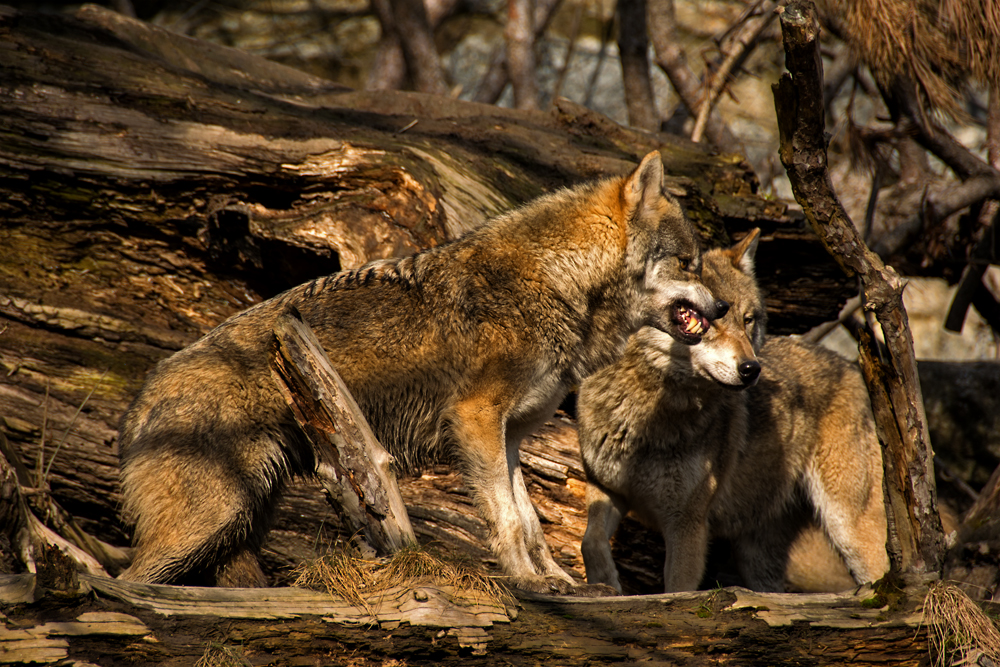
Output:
[581, 483, 625, 593]
[450, 399, 560, 593]
[661, 512, 711, 592]
[508, 447, 575, 591]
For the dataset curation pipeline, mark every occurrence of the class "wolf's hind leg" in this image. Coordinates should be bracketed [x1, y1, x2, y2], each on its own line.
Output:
[215, 545, 268, 587]
[814, 484, 890, 585]
[581, 483, 626, 592]
[118, 452, 266, 586]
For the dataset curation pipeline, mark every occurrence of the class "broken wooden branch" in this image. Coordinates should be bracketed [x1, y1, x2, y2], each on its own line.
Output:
[772, 0, 945, 576]
[270, 310, 416, 556]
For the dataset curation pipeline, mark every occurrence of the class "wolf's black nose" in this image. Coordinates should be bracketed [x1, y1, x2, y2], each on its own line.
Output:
[713, 300, 730, 318]
[739, 360, 761, 385]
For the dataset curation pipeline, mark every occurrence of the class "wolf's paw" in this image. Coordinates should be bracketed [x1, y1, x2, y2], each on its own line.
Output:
[568, 582, 620, 597]
[511, 574, 577, 595]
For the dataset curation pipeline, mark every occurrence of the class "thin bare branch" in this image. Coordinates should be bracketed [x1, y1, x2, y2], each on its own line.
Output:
[691, 0, 779, 143]
[647, 0, 737, 147]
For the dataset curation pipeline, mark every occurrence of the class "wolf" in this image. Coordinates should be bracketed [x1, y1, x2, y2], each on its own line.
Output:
[116, 151, 727, 592]
[578, 229, 889, 593]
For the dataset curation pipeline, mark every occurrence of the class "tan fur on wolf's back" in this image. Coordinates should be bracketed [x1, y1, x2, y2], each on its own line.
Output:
[116, 151, 726, 593]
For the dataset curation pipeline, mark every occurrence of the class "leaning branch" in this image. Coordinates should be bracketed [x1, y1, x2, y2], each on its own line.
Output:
[271, 311, 417, 555]
[772, 0, 944, 577]
[647, 0, 738, 148]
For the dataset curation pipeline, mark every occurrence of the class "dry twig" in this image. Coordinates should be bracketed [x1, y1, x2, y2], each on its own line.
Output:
[691, 0, 780, 143]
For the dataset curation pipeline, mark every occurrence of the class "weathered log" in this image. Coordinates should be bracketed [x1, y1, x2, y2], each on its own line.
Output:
[772, 0, 944, 576]
[0, 570, 951, 666]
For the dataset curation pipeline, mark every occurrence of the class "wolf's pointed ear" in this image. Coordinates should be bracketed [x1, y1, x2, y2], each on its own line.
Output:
[730, 228, 760, 276]
[623, 151, 665, 217]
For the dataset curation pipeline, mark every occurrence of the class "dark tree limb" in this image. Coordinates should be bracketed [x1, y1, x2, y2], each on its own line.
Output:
[887, 77, 999, 182]
[944, 211, 999, 333]
[504, 0, 540, 109]
[367, 0, 459, 91]
[773, 0, 945, 577]
[271, 311, 416, 555]
[617, 0, 659, 131]
[382, 0, 449, 94]
[473, 0, 562, 105]
[366, 0, 409, 90]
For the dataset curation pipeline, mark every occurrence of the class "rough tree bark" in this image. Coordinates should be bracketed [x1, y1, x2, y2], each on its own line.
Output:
[772, 0, 945, 577]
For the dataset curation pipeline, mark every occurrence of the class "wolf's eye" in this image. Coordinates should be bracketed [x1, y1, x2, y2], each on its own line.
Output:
[678, 257, 690, 271]
[744, 315, 754, 326]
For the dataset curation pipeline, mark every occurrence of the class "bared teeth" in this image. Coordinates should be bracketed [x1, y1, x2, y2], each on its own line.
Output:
[678, 306, 706, 336]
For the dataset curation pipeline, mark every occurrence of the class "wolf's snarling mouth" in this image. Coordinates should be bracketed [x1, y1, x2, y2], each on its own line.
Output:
[672, 303, 710, 344]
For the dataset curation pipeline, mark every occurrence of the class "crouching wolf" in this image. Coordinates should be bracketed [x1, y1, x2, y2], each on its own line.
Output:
[117, 152, 726, 592]
[578, 229, 889, 593]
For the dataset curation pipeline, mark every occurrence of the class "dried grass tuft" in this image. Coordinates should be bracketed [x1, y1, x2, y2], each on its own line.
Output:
[923, 581, 1000, 667]
[195, 643, 252, 667]
[292, 543, 514, 616]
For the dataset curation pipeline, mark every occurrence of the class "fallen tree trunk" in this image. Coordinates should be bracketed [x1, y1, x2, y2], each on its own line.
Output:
[0, 569, 944, 666]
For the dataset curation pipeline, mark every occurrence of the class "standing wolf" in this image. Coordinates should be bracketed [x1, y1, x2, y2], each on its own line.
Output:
[578, 230, 888, 593]
[117, 151, 726, 592]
